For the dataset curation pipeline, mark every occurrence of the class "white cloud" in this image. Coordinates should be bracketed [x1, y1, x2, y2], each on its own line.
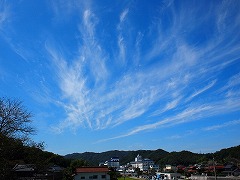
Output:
[0, 1, 9, 29]
[120, 8, 129, 23]
[116, 7, 131, 65]
[49, 1, 88, 22]
[117, 35, 126, 64]
[203, 119, 240, 131]
[133, 32, 144, 65]
[223, 73, 240, 90]
[42, 1, 240, 140]
[83, 10, 97, 38]
[164, 97, 181, 110]
[100, 96, 240, 142]
[151, 96, 182, 116]
[186, 80, 217, 102]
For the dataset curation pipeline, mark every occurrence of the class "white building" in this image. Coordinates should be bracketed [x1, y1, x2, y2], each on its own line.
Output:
[104, 157, 120, 168]
[135, 154, 142, 162]
[156, 172, 181, 180]
[74, 167, 110, 180]
[130, 154, 158, 171]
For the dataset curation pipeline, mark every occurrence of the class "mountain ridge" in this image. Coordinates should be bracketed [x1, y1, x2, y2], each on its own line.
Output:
[64, 145, 240, 166]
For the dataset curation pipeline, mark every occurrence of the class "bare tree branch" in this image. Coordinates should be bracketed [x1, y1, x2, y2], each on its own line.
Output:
[0, 97, 35, 140]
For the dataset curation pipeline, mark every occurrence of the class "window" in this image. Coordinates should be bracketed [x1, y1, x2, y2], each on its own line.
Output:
[93, 175, 98, 179]
[81, 176, 85, 179]
[102, 175, 106, 179]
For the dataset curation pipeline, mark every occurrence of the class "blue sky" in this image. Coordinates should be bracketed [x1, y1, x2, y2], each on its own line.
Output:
[0, 0, 240, 155]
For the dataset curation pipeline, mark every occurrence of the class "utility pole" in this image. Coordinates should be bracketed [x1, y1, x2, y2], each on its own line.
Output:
[213, 158, 217, 180]
[124, 165, 125, 180]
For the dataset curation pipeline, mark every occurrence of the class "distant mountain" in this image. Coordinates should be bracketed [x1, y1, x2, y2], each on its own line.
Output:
[64, 145, 240, 166]
[65, 149, 168, 166]
[214, 145, 240, 164]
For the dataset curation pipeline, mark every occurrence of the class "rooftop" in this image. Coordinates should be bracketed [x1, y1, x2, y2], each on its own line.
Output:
[76, 167, 109, 173]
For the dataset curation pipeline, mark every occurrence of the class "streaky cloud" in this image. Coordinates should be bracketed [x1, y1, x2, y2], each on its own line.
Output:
[119, 8, 129, 24]
[186, 80, 217, 102]
[42, 1, 240, 140]
[203, 119, 240, 131]
[0, 0, 9, 28]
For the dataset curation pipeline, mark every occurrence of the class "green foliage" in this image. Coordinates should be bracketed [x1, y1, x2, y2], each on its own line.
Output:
[0, 134, 23, 179]
[108, 167, 120, 180]
[135, 167, 141, 177]
[0, 97, 71, 178]
[63, 159, 90, 180]
[65, 146, 240, 167]
[118, 177, 136, 180]
[214, 145, 240, 164]
[70, 159, 89, 170]
[65, 149, 169, 166]
[0, 133, 71, 179]
[158, 150, 202, 166]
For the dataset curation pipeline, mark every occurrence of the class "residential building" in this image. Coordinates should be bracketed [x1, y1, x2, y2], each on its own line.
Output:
[12, 164, 36, 178]
[74, 167, 110, 180]
[222, 164, 240, 176]
[164, 165, 177, 172]
[12, 164, 64, 179]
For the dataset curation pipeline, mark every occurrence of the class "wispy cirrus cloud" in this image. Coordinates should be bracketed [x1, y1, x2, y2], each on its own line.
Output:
[222, 73, 240, 91]
[0, 0, 9, 29]
[100, 94, 240, 142]
[167, 130, 195, 140]
[98, 105, 213, 142]
[119, 8, 129, 24]
[185, 80, 217, 102]
[42, 1, 240, 141]
[0, 2, 24, 60]
[203, 119, 240, 131]
[1, 0, 240, 154]
[116, 8, 130, 65]
[151, 96, 182, 116]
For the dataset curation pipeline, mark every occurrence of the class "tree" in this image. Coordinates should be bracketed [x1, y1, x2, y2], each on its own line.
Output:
[0, 97, 35, 140]
[63, 159, 89, 180]
[0, 97, 36, 178]
[135, 167, 141, 178]
[70, 159, 89, 171]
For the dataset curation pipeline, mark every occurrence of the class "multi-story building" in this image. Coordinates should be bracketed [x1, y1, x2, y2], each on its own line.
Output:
[104, 157, 120, 168]
[130, 154, 158, 171]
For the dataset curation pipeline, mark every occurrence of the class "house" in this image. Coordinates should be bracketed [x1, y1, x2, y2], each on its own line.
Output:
[48, 164, 64, 173]
[74, 167, 110, 180]
[12, 164, 36, 178]
[12, 164, 64, 179]
[177, 165, 186, 172]
[185, 165, 197, 174]
[47, 165, 64, 179]
[222, 164, 240, 176]
[164, 165, 177, 172]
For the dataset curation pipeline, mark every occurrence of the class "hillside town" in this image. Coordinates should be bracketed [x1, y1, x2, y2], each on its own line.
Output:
[7, 150, 240, 180]
[82, 154, 240, 180]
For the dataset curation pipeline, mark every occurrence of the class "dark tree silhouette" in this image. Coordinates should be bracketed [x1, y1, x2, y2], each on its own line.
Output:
[0, 97, 35, 140]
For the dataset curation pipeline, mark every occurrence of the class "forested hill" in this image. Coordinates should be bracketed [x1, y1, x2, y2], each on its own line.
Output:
[65, 149, 168, 166]
[65, 145, 240, 166]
